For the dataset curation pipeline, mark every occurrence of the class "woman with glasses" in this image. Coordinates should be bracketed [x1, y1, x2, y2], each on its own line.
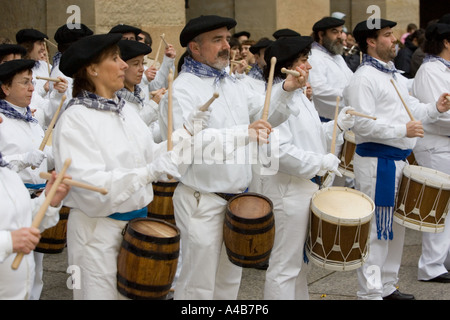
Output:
[0, 59, 57, 299]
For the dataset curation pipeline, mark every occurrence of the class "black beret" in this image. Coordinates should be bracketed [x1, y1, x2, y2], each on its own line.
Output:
[264, 36, 313, 66]
[438, 13, 450, 24]
[109, 24, 142, 37]
[180, 15, 237, 47]
[0, 44, 27, 58]
[425, 23, 450, 41]
[16, 29, 48, 43]
[353, 19, 397, 43]
[312, 17, 345, 32]
[60, 33, 122, 77]
[233, 31, 251, 39]
[54, 24, 94, 45]
[0, 59, 35, 83]
[118, 40, 152, 61]
[250, 38, 274, 55]
[272, 28, 301, 39]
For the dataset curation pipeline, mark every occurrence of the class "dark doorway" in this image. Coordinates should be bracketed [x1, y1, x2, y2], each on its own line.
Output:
[420, 0, 449, 28]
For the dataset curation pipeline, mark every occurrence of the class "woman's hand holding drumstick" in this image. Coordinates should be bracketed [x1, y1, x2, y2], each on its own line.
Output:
[281, 65, 308, 91]
[11, 159, 72, 270]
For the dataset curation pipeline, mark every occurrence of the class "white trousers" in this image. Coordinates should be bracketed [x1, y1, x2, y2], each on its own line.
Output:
[172, 183, 242, 300]
[29, 252, 44, 300]
[250, 172, 316, 300]
[414, 147, 450, 280]
[67, 210, 126, 300]
[353, 154, 407, 299]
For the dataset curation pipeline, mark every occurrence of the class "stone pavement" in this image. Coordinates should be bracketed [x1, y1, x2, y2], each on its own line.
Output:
[40, 228, 450, 300]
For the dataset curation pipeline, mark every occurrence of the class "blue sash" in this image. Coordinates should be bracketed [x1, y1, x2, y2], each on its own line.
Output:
[356, 142, 412, 240]
[108, 207, 148, 221]
[25, 183, 46, 190]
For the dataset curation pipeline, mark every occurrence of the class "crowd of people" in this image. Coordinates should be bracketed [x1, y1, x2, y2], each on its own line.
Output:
[0, 10, 449, 301]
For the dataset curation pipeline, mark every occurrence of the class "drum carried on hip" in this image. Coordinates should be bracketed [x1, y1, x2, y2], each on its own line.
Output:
[306, 187, 374, 271]
[35, 206, 70, 254]
[394, 165, 450, 233]
[117, 218, 180, 300]
[338, 130, 356, 178]
[147, 181, 179, 225]
[223, 193, 275, 268]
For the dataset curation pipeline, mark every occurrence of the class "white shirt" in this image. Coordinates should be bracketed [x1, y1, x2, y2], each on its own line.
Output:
[0, 103, 53, 185]
[159, 71, 298, 194]
[412, 59, 450, 152]
[270, 90, 342, 179]
[308, 43, 353, 120]
[52, 102, 169, 218]
[0, 166, 60, 299]
[343, 60, 441, 150]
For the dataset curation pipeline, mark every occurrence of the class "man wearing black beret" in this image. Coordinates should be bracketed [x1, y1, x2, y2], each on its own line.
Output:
[411, 19, 450, 285]
[272, 28, 301, 39]
[159, 14, 307, 300]
[232, 30, 250, 43]
[109, 24, 142, 41]
[240, 37, 273, 92]
[50, 24, 93, 101]
[343, 18, 450, 300]
[309, 17, 353, 122]
[0, 44, 26, 64]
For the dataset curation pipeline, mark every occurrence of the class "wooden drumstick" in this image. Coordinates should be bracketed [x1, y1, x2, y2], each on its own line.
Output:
[167, 69, 174, 152]
[31, 95, 66, 170]
[36, 76, 61, 83]
[390, 79, 415, 121]
[160, 34, 169, 48]
[152, 33, 164, 67]
[39, 172, 108, 195]
[39, 95, 66, 151]
[44, 38, 58, 49]
[199, 92, 219, 112]
[12, 158, 71, 270]
[346, 110, 377, 120]
[44, 41, 51, 76]
[331, 96, 340, 155]
[281, 67, 300, 77]
[446, 95, 450, 102]
[262, 57, 277, 121]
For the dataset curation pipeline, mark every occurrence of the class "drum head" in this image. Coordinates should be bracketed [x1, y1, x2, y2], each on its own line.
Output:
[403, 165, 450, 190]
[131, 218, 179, 238]
[311, 187, 374, 225]
[344, 130, 355, 143]
[228, 193, 273, 220]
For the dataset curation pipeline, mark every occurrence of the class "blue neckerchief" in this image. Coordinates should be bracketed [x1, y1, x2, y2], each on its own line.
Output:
[66, 90, 125, 115]
[181, 56, 235, 86]
[358, 54, 403, 79]
[423, 54, 450, 69]
[108, 207, 148, 221]
[356, 142, 412, 240]
[0, 100, 38, 123]
[0, 152, 9, 167]
[247, 64, 265, 81]
[116, 85, 144, 108]
[51, 51, 62, 72]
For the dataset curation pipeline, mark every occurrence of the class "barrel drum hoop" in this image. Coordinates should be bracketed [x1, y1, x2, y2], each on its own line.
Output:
[224, 218, 274, 235]
[125, 226, 180, 244]
[116, 274, 171, 300]
[121, 240, 179, 260]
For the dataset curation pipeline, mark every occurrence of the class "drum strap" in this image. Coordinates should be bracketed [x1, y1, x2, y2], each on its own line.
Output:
[215, 188, 249, 202]
[356, 142, 411, 240]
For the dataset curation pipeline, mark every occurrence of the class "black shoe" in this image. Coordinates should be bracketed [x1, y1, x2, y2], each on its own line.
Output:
[383, 290, 415, 300]
[421, 272, 450, 283]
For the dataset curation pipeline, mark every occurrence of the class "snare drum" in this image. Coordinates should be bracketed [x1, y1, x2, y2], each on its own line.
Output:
[306, 187, 374, 271]
[117, 218, 180, 300]
[338, 130, 356, 178]
[223, 193, 275, 268]
[394, 165, 450, 233]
